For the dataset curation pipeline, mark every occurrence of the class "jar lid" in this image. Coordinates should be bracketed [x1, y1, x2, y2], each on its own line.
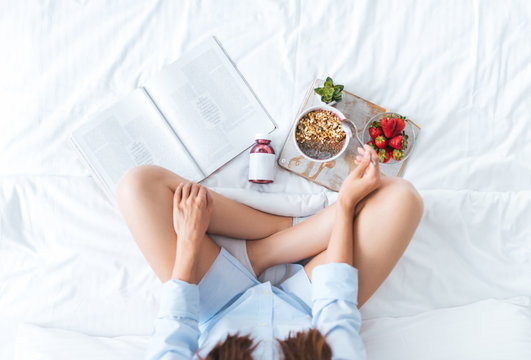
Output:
[255, 133, 271, 141]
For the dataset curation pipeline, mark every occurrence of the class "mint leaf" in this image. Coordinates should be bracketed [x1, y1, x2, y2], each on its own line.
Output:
[314, 87, 325, 96]
[315, 77, 344, 103]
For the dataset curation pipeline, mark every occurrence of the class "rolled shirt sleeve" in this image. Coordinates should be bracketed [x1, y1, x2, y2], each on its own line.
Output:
[145, 280, 201, 360]
[311, 263, 367, 360]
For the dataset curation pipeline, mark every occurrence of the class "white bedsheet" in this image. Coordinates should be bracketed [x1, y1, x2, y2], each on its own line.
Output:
[1, 0, 531, 358]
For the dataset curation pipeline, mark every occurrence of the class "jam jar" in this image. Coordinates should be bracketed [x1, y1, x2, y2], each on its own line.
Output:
[248, 133, 276, 183]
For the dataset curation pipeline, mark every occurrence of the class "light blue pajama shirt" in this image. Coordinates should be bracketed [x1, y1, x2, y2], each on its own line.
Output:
[146, 252, 366, 359]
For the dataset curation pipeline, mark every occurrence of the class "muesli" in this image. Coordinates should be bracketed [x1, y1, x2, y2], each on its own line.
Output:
[295, 110, 346, 160]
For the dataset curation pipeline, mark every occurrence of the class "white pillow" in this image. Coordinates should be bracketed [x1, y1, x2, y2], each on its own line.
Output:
[361, 297, 531, 360]
[14, 324, 148, 360]
[15, 297, 531, 360]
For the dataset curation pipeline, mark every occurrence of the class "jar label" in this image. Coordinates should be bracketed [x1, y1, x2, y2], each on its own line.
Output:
[248, 153, 276, 181]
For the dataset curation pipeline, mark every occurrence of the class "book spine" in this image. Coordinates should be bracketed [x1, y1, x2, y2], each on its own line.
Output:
[141, 87, 206, 179]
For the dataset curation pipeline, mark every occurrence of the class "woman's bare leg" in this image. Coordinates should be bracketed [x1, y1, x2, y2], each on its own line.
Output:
[116, 165, 292, 281]
[116, 165, 422, 306]
[303, 178, 423, 306]
[246, 176, 423, 307]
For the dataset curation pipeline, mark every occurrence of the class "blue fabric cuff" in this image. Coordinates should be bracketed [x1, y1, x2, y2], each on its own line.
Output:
[311, 263, 358, 305]
[158, 279, 200, 319]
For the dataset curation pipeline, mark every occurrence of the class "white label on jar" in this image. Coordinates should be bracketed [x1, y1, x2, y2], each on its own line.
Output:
[248, 153, 276, 181]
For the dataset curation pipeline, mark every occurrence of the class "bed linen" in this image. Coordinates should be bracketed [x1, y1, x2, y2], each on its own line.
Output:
[14, 297, 531, 360]
[1, 0, 531, 358]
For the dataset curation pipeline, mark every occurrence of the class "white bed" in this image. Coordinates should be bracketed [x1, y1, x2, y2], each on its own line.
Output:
[1, 1, 531, 359]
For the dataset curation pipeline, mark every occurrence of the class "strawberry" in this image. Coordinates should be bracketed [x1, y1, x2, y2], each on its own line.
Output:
[374, 135, 387, 149]
[367, 140, 377, 151]
[388, 134, 408, 150]
[392, 117, 406, 137]
[368, 122, 383, 139]
[392, 149, 404, 161]
[378, 148, 391, 163]
[380, 116, 397, 138]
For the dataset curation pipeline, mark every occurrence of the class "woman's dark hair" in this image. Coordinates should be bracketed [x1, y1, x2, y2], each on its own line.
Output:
[278, 328, 332, 360]
[203, 333, 258, 360]
[201, 328, 331, 360]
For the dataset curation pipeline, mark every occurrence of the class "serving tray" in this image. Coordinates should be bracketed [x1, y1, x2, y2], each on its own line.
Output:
[278, 79, 421, 191]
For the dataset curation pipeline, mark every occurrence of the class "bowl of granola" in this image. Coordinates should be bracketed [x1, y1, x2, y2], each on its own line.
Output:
[293, 105, 357, 162]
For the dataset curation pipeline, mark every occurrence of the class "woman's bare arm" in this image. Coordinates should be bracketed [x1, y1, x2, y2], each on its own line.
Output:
[171, 183, 214, 284]
[325, 147, 380, 266]
[325, 206, 355, 265]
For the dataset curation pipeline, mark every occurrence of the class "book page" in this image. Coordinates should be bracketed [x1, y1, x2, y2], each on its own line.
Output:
[144, 37, 275, 175]
[72, 89, 204, 195]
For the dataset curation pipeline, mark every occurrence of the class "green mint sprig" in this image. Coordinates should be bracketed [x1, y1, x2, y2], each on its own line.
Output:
[314, 77, 344, 104]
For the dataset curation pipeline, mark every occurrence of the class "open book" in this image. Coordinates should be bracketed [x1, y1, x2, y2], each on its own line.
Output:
[71, 37, 276, 200]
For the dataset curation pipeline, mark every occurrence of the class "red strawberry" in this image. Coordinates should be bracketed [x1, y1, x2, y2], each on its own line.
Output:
[378, 148, 391, 163]
[369, 122, 383, 139]
[388, 134, 408, 150]
[367, 140, 377, 151]
[392, 149, 404, 161]
[392, 117, 406, 137]
[381, 116, 397, 138]
[374, 135, 387, 149]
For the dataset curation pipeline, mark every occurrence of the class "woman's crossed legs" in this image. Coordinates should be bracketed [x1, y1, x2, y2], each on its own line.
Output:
[116, 165, 423, 307]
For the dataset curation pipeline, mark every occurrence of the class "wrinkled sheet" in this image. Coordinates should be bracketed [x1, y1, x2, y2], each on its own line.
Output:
[1, 0, 531, 358]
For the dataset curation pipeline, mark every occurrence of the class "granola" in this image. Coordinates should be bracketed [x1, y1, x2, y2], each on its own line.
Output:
[295, 110, 346, 160]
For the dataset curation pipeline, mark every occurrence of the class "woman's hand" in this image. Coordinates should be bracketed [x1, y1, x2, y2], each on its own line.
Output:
[337, 145, 381, 213]
[171, 183, 213, 282]
[173, 183, 213, 245]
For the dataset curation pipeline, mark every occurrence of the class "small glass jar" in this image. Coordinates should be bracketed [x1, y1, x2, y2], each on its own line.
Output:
[248, 133, 276, 184]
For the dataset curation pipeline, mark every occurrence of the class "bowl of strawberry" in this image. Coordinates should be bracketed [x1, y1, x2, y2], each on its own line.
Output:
[362, 112, 416, 164]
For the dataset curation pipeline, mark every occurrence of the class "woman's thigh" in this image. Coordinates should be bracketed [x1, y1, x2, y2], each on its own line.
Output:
[248, 176, 423, 307]
[116, 164, 423, 306]
[116, 165, 292, 281]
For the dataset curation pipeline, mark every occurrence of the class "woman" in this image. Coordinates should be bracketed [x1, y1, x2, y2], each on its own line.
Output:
[116, 145, 423, 359]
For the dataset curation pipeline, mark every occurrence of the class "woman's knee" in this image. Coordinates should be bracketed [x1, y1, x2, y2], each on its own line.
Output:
[380, 177, 424, 217]
[116, 165, 184, 204]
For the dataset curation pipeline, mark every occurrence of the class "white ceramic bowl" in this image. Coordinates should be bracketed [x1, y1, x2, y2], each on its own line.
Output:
[293, 105, 357, 163]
